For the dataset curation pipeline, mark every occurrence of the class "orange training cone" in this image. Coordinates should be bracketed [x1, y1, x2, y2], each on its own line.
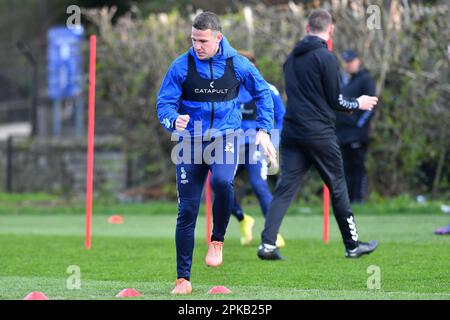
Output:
[108, 215, 124, 224]
[115, 288, 142, 298]
[24, 292, 49, 300]
[207, 286, 232, 294]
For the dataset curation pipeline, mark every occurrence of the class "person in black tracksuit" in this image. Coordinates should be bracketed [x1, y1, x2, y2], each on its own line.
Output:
[336, 50, 376, 203]
[257, 9, 379, 259]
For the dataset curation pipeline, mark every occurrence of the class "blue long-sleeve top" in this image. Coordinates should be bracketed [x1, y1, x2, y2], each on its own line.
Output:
[156, 36, 274, 137]
[239, 83, 285, 146]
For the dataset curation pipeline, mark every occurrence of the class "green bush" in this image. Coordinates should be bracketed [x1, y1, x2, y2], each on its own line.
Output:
[83, 1, 449, 198]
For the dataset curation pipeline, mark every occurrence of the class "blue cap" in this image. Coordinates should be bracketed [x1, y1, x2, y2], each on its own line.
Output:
[342, 49, 358, 62]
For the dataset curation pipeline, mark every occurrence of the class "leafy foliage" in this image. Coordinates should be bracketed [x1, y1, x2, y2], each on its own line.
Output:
[83, 0, 449, 197]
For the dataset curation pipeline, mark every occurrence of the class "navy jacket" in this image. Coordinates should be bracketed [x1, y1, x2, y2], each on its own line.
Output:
[336, 68, 376, 145]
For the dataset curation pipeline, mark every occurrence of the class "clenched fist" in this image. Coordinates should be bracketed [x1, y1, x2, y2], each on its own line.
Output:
[175, 114, 190, 131]
[357, 95, 378, 111]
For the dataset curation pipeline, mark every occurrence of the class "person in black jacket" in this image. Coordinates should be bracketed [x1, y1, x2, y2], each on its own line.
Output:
[258, 8, 379, 260]
[336, 50, 376, 203]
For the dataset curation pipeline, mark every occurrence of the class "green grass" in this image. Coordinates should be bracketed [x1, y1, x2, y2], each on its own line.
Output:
[0, 212, 449, 300]
[0, 192, 445, 216]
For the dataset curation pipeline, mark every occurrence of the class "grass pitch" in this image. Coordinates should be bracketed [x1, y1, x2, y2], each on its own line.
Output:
[0, 203, 448, 300]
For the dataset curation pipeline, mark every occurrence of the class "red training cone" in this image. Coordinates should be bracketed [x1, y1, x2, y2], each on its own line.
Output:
[207, 286, 232, 294]
[24, 292, 49, 300]
[108, 215, 124, 224]
[115, 288, 142, 298]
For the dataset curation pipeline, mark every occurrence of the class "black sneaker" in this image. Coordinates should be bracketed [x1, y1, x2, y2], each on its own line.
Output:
[345, 240, 378, 258]
[257, 243, 284, 260]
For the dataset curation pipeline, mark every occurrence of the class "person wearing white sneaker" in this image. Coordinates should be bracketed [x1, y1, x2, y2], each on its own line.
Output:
[259, 9, 378, 260]
[230, 51, 286, 247]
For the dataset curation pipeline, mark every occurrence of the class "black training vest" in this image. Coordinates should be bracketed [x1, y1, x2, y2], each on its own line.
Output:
[240, 100, 257, 121]
[181, 53, 239, 102]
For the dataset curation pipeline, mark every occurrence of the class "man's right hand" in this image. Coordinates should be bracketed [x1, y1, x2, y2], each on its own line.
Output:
[175, 114, 190, 131]
[357, 95, 378, 111]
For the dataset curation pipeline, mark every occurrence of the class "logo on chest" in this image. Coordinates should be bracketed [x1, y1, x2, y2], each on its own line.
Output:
[194, 86, 229, 94]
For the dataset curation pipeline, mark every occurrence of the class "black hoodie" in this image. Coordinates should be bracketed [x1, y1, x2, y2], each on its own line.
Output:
[282, 35, 359, 140]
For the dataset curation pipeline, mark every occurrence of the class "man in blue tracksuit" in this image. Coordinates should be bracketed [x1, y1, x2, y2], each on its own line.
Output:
[156, 12, 276, 294]
[231, 51, 286, 246]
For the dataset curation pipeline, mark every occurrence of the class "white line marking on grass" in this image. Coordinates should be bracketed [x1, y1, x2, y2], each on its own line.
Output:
[291, 288, 450, 298]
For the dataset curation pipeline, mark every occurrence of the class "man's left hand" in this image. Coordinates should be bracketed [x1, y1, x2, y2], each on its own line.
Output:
[255, 130, 277, 164]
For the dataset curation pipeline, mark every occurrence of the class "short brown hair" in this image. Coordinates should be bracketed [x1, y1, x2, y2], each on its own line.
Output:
[307, 9, 332, 33]
[193, 12, 222, 32]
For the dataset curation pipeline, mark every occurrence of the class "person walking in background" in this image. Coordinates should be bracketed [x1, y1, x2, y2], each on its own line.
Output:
[336, 49, 376, 203]
[231, 51, 286, 247]
[258, 9, 379, 261]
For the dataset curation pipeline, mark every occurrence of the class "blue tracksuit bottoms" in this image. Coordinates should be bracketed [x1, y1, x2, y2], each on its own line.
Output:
[174, 134, 239, 279]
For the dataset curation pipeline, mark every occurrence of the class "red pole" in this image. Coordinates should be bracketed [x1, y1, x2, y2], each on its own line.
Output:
[323, 185, 330, 244]
[322, 35, 333, 244]
[85, 35, 97, 249]
[326, 37, 333, 51]
[205, 171, 212, 245]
